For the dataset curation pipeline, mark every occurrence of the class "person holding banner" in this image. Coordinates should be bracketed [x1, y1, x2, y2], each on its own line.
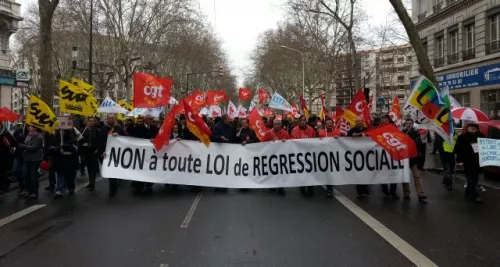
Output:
[236, 118, 259, 193]
[454, 123, 485, 203]
[131, 115, 159, 195]
[78, 117, 100, 191]
[402, 119, 427, 201]
[347, 116, 370, 199]
[211, 114, 235, 193]
[262, 119, 290, 196]
[19, 126, 44, 199]
[98, 114, 125, 197]
[318, 117, 336, 197]
[380, 115, 399, 200]
[292, 115, 317, 197]
[52, 129, 79, 199]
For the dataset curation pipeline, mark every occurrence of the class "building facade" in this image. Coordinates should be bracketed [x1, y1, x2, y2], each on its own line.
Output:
[411, 0, 500, 116]
[0, 0, 22, 112]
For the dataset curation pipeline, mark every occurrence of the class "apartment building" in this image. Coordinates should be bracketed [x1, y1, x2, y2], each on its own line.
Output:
[0, 0, 22, 112]
[411, 0, 500, 116]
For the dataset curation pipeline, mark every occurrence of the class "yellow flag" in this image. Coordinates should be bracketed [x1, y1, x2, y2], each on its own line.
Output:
[25, 95, 59, 134]
[72, 78, 94, 94]
[117, 99, 133, 121]
[59, 80, 96, 116]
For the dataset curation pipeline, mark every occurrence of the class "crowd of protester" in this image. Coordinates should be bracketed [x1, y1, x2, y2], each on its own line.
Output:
[0, 111, 488, 203]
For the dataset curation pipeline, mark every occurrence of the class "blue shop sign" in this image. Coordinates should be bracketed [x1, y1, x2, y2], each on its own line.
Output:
[410, 62, 500, 90]
[0, 76, 15, 86]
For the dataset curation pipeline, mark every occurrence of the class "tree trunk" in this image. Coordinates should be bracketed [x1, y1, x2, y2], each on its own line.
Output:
[38, 0, 59, 105]
[388, 0, 438, 88]
[348, 33, 361, 90]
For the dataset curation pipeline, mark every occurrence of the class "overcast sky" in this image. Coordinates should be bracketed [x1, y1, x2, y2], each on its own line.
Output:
[15, 0, 394, 86]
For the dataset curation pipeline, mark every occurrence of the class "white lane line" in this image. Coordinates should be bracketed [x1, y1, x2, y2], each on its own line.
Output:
[0, 204, 46, 228]
[180, 193, 203, 228]
[330, 188, 438, 267]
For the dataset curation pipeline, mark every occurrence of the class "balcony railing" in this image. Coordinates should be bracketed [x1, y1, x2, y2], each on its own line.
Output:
[417, 12, 427, 22]
[434, 57, 445, 68]
[462, 47, 475, 60]
[432, 2, 443, 13]
[447, 52, 459, 64]
[486, 40, 500, 55]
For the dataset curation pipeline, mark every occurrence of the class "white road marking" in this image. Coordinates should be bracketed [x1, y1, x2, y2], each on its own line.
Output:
[327, 187, 438, 267]
[180, 193, 203, 228]
[0, 204, 46, 228]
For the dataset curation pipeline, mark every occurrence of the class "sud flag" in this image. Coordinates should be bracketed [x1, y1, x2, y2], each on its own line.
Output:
[299, 94, 310, 117]
[25, 95, 59, 133]
[335, 89, 372, 136]
[227, 101, 238, 118]
[364, 124, 418, 160]
[206, 90, 229, 105]
[239, 88, 252, 101]
[248, 108, 267, 141]
[389, 95, 403, 126]
[133, 72, 173, 108]
[72, 78, 95, 94]
[59, 80, 96, 116]
[183, 99, 212, 147]
[257, 88, 270, 104]
[153, 104, 181, 151]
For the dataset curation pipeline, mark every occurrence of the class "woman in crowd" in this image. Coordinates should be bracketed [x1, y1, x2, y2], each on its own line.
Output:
[19, 126, 44, 199]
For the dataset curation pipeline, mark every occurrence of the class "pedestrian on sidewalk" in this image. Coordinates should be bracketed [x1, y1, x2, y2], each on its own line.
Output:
[19, 126, 44, 199]
[402, 119, 428, 201]
[53, 129, 78, 199]
[454, 122, 485, 203]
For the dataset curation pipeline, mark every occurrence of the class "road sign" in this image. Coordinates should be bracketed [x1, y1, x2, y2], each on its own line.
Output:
[15, 69, 30, 82]
[56, 116, 73, 130]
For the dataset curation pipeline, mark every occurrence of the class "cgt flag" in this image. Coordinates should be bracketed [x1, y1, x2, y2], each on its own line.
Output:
[239, 88, 252, 101]
[26, 95, 59, 133]
[59, 80, 96, 116]
[206, 90, 229, 105]
[336, 89, 372, 136]
[257, 88, 270, 104]
[248, 108, 266, 141]
[389, 95, 402, 126]
[183, 99, 212, 147]
[133, 73, 173, 108]
[153, 104, 181, 151]
[364, 124, 418, 160]
[299, 94, 310, 117]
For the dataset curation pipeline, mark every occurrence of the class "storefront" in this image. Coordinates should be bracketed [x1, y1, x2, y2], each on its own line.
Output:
[410, 61, 500, 118]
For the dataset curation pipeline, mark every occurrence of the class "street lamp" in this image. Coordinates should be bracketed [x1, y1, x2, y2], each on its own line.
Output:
[71, 46, 78, 70]
[280, 45, 305, 97]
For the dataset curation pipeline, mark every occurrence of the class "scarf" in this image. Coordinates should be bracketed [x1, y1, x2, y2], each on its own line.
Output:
[24, 131, 39, 144]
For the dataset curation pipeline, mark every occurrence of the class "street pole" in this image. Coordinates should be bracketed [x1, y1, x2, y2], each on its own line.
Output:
[88, 0, 93, 86]
[280, 45, 305, 97]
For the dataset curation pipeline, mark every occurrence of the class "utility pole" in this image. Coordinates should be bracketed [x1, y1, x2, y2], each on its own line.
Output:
[88, 0, 94, 85]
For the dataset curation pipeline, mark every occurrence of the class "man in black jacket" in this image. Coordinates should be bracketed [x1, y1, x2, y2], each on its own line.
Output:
[454, 122, 485, 203]
[236, 118, 258, 145]
[78, 117, 100, 191]
[211, 114, 234, 192]
[347, 116, 370, 199]
[130, 115, 159, 194]
[402, 119, 427, 201]
[99, 114, 125, 197]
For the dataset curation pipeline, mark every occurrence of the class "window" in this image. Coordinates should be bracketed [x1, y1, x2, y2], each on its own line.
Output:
[452, 93, 470, 107]
[487, 13, 500, 54]
[434, 35, 445, 67]
[448, 30, 459, 63]
[480, 89, 500, 116]
[463, 23, 475, 60]
[397, 57, 404, 63]
[397, 75, 405, 82]
[407, 55, 413, 61]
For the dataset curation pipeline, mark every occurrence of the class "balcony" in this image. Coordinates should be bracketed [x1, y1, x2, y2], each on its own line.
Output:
[434, 57, 445, 68]
[462, 47, 475, 60]
[0, 0, 11, 11]
[486, 40, 500, 55]
[446, 0, 458, 6]
[447, 52, 459, 64]
[432, 2, 443, 13]
[417, 12, 427, 22]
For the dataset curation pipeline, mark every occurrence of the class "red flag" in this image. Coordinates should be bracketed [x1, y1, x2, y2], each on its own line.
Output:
[299, 94, 310, 117]
[248, 108, 267, 141]
[206, 90, 229, 105]
[389, 95, 402, 126]
[334, 106, 344, 121]
[257, 88, 270, 104]
[186, 90, 207, 109]
[239, 88, 252, 101]
[364, 124, 418, 160]
[153, 104, 181, 151]
[335, 89, 372, 135]
[183, 99, 212, 147]
[133, 72, 172, 108]
[286, 103, 300, 118]
[367, 95, 374, 111]
[0, 107, 21, 123]
[264, 108, 273, 118]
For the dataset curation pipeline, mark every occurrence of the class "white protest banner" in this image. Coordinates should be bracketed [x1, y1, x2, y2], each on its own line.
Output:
[268, 92, 293, 112]
[98, 97, 130, 114]
[478, 138, 500, 167]
[102, 136, 410, 188]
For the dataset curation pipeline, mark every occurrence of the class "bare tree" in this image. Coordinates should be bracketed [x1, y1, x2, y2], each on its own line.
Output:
[38, 0, 60, 104]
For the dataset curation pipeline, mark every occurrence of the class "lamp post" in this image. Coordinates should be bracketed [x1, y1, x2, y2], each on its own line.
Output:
[280, 45, 305, 97]
[89, 0, 94, 85]
[71, 46, 78, 76]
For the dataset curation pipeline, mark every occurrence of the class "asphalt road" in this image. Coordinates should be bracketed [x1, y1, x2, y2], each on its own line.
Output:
[1, 169, 500, 267]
